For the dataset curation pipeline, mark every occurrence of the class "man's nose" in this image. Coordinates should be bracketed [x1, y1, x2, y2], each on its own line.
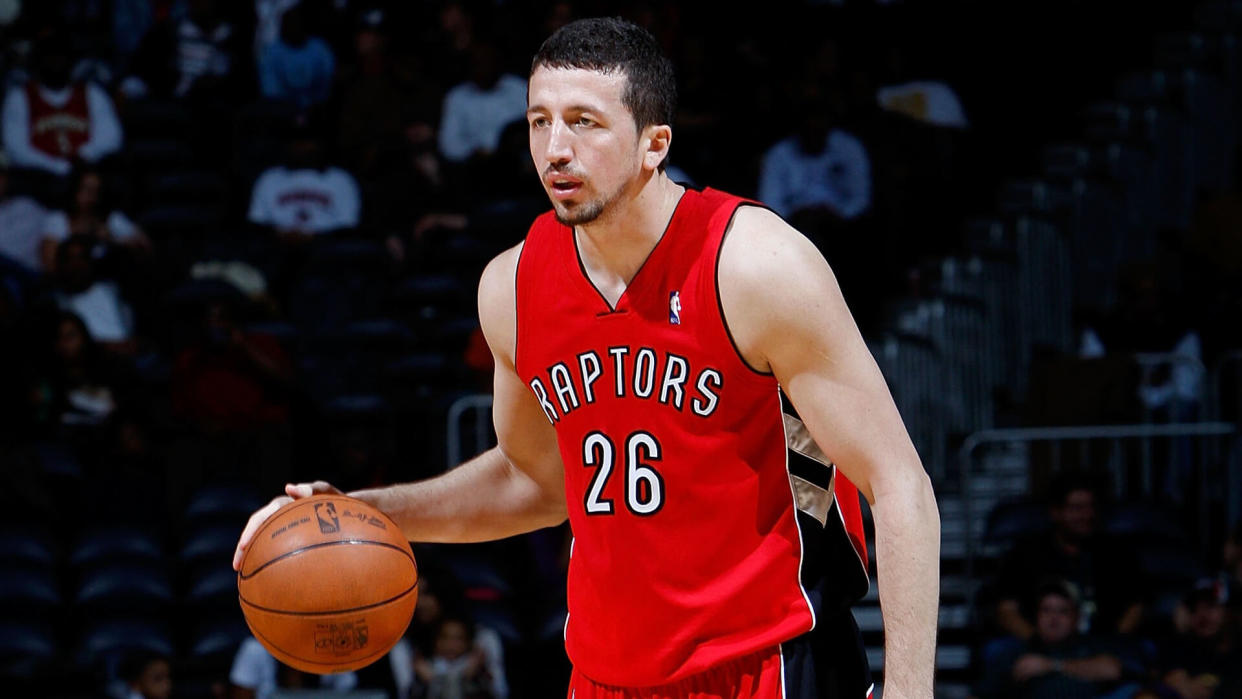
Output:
[544, 121, 573, 164]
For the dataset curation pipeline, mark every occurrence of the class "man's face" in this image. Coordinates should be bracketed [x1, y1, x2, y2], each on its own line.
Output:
[1052, 489, 1096, 541]
[434, 620, 470, 660]
[135, 659, 172, 699]
[1035, 593, 1078, 644]
[1188, 599, 1225, 640]
[527, 66, 645, 227]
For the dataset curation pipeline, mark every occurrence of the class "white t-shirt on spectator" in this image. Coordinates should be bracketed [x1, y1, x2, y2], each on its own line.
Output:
[229, 638, 357, 699]
[55, 282, 134, 343]
[247, 166, 361, 234]
[0, 195, 48, 270]
[438, 74, 528, 163]
[758, 129, 872, 220]
[876, 80, 969, 129]
[42, 210, 141, 244]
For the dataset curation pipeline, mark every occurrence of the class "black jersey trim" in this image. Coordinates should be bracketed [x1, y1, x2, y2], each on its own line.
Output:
[715, 203, 776, 377]
[513, 241, 526, 374]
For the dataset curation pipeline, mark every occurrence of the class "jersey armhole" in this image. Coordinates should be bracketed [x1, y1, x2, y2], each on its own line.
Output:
[511, 241, 526, 375]
[714, 202, 776, 378]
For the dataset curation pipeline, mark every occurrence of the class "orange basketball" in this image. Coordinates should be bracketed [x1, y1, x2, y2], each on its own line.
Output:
[237, 494, 418, 673]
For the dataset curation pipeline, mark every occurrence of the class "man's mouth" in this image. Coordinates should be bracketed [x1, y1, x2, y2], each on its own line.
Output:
[548, 176, 583, 198]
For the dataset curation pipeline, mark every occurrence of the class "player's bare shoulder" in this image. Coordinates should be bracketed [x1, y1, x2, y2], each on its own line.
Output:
[718, 205, 846, 373]
[719, 205, 828, 283]
[477, 242, 525, 368]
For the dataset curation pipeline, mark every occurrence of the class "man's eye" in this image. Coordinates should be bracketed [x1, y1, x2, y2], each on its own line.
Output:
[577, 117, 595, 127]
[531, 117, 550, 128]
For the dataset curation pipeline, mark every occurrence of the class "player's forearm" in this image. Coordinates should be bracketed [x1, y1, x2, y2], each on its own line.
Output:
[349, 446, 566, 543]
[872, 470, 940, 697]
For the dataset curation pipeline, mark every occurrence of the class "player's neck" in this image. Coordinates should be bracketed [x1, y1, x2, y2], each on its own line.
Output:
[574, 173, 684, 294]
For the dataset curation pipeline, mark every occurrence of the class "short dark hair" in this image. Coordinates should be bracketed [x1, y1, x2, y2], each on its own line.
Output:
[1034, 578, 1080, 610]
[531, 17, 676, 170]
[118, 649, 168, 683]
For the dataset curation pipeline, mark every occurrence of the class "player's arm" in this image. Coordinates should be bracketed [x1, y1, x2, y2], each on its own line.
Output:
[719, 206, 940, 698]
[233, 245, 567, 569]
[349, 243, 568, 541]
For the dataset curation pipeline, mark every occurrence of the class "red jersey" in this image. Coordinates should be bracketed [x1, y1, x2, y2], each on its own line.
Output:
[26, 81, 91, 159]
[515, 187, 868, 686]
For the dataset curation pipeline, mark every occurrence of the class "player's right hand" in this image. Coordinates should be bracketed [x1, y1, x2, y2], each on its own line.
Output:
[232, 481, 343, 571]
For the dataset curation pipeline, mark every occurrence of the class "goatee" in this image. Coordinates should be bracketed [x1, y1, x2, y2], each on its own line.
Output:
[555, 199, 605, 226]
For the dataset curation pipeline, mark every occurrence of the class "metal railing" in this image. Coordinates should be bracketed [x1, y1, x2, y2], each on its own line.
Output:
[446, 394, 495, 469]
[958, 421, 1237, 580]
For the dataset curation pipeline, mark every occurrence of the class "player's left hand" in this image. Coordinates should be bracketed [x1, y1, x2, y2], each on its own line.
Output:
[232, 481, 343, 571]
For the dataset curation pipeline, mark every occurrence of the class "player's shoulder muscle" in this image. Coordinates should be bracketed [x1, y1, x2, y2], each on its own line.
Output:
[478, 242, 524, 369]
[718, 206, 845, 373]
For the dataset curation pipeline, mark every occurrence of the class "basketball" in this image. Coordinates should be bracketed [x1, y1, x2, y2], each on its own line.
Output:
[237, 494, 418, 673]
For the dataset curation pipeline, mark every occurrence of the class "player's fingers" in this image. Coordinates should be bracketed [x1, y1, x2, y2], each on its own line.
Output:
[233, 495, 292, 571]
[285, 481, 342, 499]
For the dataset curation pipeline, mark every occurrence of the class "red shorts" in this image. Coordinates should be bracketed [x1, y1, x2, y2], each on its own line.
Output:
[568, 645, 784, 699]
[567, 621, 874, 699]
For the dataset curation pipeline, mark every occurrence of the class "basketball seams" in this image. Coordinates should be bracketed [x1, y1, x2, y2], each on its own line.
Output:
[238, 539, 416, 581]
[238, 579, 419, 616]
[243, 497, 320, 574]
[238, 494, 418, 674]
[239, 495, 412, 576]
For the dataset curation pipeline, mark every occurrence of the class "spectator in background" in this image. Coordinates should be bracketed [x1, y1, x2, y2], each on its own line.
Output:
[0, 151, 48, 273]
[30, 310, 134, 436]
[173, 0, 242, 99]
[112, 0, 188, 75]
[757, 84, 871, 222]
[247, 126, 360, 241]
[1079, 262, 1204, 420]
[409, 573, 507, 699]
[992, 471, 1146, 641]
[52, 235, 138, 353]
[170, 298, 292, 433]
[253, 0, 302, 59]
[119, 650, 172, 699]
[335, 7, 441, 182]
[229, 635, 413, 698]
[437, 42, 526, 165]
[229, 637, 361, 699]
[40, 165, 149, 273]
[1155, 577, 1241, 699]
[127, 0, 244, 102]
[258, 5, 335, 111]
[413, 615, 497, 699]
[428, 1, 479, 89]
[975, 579, 1125, 699]
[1, 34, 122, 177]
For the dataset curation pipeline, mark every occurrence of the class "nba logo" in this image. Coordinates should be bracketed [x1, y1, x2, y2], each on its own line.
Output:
[669, 291, 681, 325]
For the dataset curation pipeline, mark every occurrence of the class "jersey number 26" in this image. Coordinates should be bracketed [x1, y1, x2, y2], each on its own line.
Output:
[582, 431, 664, 516]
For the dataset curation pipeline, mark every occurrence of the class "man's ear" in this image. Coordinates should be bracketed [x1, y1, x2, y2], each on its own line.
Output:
[642, 124, 672, 172]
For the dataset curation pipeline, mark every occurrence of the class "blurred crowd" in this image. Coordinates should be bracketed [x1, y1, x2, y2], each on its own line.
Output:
[972, 471, 1242, 699]
[0, 0, 1240, 697]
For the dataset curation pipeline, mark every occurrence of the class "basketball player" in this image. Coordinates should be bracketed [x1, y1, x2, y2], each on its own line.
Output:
[235, 17, 939, 697]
